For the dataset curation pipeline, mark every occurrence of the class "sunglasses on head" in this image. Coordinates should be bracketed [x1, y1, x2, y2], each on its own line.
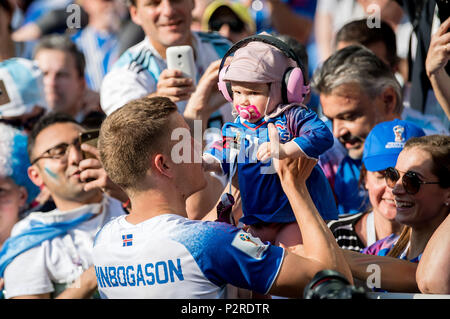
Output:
[385, 167, 440, 195]
[209, 18, 245, 33]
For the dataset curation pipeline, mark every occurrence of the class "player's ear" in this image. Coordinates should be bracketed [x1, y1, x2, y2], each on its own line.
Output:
[153, 154, 173, 179]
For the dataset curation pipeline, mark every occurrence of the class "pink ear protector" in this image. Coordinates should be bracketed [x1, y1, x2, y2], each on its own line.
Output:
[217, 34, 311, 105]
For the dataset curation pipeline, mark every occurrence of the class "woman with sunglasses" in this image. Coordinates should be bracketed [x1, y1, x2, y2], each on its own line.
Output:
[341, 134, 449, 293]
[328, 119, 425, 253]
[362, 134, 450, 262]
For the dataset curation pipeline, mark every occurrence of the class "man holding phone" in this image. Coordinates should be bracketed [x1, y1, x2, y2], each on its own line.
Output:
[100, 0, 233, 127]
[1, 112, 127, 299]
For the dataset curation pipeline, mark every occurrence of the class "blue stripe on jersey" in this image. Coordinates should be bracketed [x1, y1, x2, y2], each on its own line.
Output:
[128, 48, 146, 72]
[114, 47, 161, 81]
[146, 55, 161, 81]
[169, 220, 283, 294]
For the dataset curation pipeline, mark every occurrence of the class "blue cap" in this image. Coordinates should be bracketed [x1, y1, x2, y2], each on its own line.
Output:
[363, 119, 426, 172]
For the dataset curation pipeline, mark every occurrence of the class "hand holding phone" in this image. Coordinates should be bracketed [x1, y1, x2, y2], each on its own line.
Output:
[78, 129, 99, 160]
[166, 45, 197, 84]
[437, 0, 450, 25]
[78, 140, 129, 202]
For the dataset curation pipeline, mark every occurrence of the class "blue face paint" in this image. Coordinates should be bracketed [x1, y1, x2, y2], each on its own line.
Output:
[44, 167, 58, 180]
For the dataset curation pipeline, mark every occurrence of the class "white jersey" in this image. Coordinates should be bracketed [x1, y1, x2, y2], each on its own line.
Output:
[93, 214, 285, 299]
[100, 32, 233, 123]
[3, 195, 125, 298]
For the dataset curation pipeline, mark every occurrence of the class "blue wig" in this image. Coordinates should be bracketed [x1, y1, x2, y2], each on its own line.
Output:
[0, 123, 39, 204]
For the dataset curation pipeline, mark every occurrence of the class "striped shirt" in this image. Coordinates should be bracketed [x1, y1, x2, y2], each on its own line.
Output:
[71, 26, 121, 91]
[327, 212, 366, 252]
[362, 233, 421, 263]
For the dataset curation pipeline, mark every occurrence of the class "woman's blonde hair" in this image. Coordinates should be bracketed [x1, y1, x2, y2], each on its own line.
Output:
[386, 226, 410, 258]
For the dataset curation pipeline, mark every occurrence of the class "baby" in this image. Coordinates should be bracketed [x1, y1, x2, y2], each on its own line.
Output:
[205, 35, 338, 247]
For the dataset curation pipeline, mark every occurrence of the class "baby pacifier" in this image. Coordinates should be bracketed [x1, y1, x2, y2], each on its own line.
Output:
[235, 104, 262, 120]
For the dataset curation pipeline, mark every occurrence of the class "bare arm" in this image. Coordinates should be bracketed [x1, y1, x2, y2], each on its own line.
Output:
[11, 293, 51, 299]
[314, 10, 334, 62]
[11, 23, 41, 42]
[426, 17, 450, 120]
[10, 267, 98, 299]
[183, 59, 227, 134]
[343, 249, 419, 293]
[267, 123, 351, 297]
[55, 266, 98, 299]
[428, 69, 450, 120]
[184, 59, 230, 220]
[416, 214, 450, 294]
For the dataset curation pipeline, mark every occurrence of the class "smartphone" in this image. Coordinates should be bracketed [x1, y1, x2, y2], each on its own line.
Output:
[78, 129, 99, 160]
[437, 0, 450, 24]
[166, 45, 197, 84]
[437, 0, 450, 75]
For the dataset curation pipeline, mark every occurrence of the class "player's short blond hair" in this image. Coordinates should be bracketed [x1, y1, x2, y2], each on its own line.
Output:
[99, 96, 177, 192]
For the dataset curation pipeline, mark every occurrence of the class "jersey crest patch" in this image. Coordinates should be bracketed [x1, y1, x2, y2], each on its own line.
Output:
[231, 230, 268, 260]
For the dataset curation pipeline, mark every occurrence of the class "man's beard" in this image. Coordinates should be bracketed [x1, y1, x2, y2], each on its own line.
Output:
[339, 132, 365, 159]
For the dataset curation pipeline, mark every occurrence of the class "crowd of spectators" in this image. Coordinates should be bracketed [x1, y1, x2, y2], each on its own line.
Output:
[0, 0, 449, 299]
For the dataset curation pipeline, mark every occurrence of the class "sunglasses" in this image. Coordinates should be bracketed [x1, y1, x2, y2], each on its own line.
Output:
[209, 18, 245, 33]
[385, 167, 440, 195]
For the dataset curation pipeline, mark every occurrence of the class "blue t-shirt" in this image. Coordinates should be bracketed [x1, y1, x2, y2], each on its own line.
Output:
[207, 105, 338, 224]
[251, 0, 317, 33]
[334, 156, 370, 215]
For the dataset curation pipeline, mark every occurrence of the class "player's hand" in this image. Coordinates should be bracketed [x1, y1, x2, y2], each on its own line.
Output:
[156, 69, 195, 102]
[274, 152, 317, 187]
[257, 123, 287, 162]
[426, 16, 450, 77]
[78, 143, 128, 203]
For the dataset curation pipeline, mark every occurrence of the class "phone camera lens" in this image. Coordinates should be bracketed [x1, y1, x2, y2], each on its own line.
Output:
[178, 54, 182, 58]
